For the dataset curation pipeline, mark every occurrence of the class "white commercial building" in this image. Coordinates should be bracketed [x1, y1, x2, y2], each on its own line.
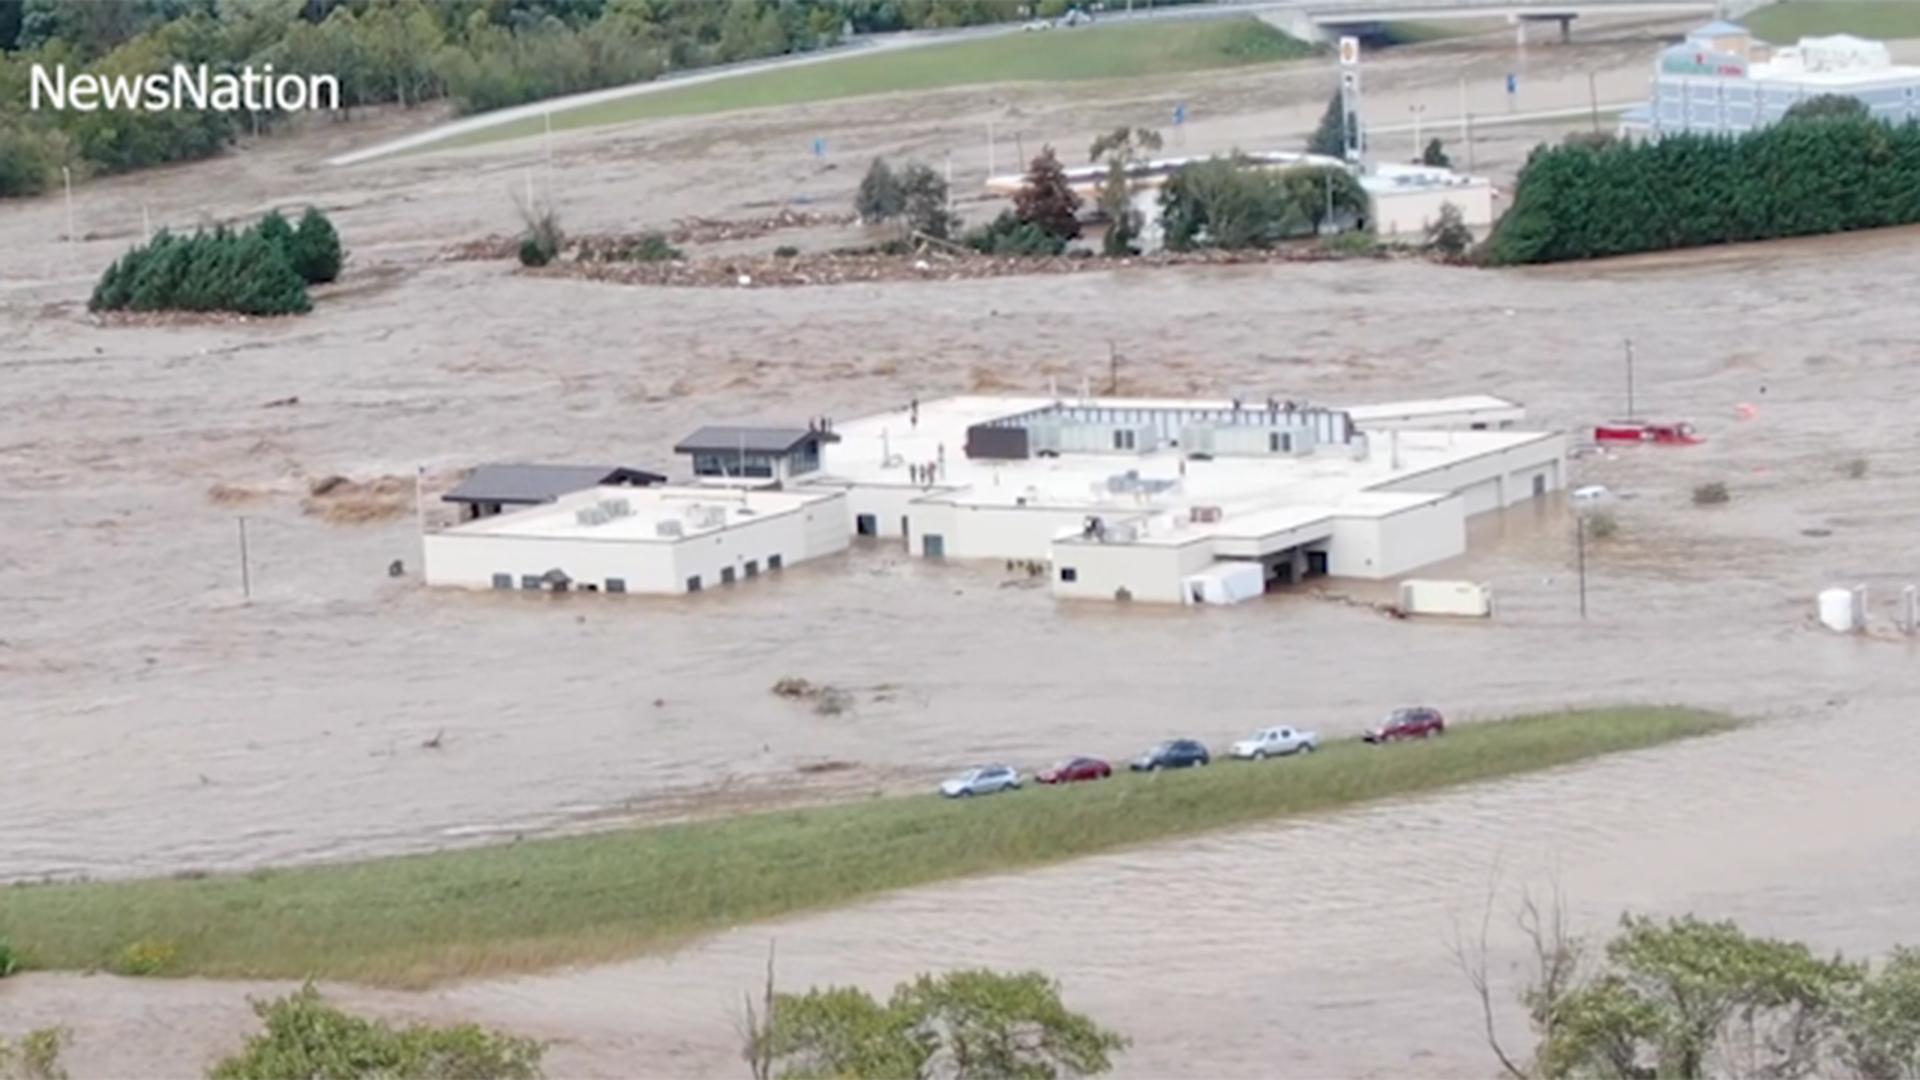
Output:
[802, 394, 1565, 606]
[1620, 21, 1920, 138]
[423, 485, 848, 595]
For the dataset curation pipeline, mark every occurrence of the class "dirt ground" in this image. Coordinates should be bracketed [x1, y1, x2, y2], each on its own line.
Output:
[6, 21, 1920, 1079]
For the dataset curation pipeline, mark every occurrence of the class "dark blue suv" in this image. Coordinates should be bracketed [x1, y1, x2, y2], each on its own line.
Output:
[1129, 739, 1211, 771]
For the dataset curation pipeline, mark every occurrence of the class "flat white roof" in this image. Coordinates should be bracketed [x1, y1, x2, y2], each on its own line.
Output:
[816, 395, 1559, 549]
[1345, 395, 1523, 422]
[443, 484, 837, 542]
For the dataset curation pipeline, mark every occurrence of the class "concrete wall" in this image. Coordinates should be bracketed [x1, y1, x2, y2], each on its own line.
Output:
[423, 493, 848, 594]
[1371, 184, 1498, 239]
[1050, 538, 1214, 604]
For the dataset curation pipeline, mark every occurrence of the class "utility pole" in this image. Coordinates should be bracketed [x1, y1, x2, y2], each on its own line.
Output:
[1625, 337, 1637, 419]
[1410, 103, 1425, 161]
[1465, 113, 1477, 173]
[1588, 70, 1601, 133]
[1576, 512, 1588, 620]
[1108, 341, 1119, 394]
[62, 166, 75, 256]
[238, 516, 252, 602]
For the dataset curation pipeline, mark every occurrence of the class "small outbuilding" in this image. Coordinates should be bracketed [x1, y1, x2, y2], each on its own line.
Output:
[674, 424, 840, 484]
[442, 463, 667, 521]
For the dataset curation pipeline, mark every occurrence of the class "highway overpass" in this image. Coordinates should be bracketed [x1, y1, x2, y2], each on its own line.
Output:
[1274, 0, 1741, 42]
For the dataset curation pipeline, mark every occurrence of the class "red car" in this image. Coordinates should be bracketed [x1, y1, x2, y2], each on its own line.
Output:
[1364, 707, 1446, 744]
[1037, 756, 1112, 784]
[1593, 420, 1702, 445]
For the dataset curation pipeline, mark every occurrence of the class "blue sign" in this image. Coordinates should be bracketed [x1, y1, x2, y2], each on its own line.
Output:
[1506, 73, 1517, 95]
[1173, 103, 1186, 126]
[811, 137, 825, 159]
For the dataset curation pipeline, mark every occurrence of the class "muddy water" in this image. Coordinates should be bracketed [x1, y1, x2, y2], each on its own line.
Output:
[6, 31, 1920, 1078]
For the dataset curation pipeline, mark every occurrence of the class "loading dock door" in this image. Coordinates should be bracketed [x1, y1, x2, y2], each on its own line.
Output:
[922, 534, 945, 558]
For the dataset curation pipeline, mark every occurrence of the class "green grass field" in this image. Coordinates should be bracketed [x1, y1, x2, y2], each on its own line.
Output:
[0, 707, 1734, 988]
[1742, 1, 1920, 41]
[435, 18, 1315, 152]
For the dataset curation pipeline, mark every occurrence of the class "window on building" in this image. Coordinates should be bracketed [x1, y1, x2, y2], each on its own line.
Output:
[520, 575, 541, 590]
[768, 554, 783, 570]
[691, 453, 775, 479]
[606, 578, 627, 593]
[721, 566, 737, 585]
[1268, 431, 1292, 453]
[1112, 429, 1136, 451]
[491, 573, 512, 590]
[686, 575, 702, 592]
[790, 441, 821, 475]
[1060, 567, 1078, 583]
[744, 560, 759, 578]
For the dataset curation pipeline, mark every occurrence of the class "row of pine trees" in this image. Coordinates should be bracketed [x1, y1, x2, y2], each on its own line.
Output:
[89, 207, 343, 317]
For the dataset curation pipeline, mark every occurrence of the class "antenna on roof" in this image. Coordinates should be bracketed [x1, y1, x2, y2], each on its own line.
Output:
[1049, 376, 1060, 404]
[1081, 375, 1090, 403]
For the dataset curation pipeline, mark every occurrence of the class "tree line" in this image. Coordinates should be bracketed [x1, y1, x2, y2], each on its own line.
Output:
[0, 0, 1210, 200]
[1487, 97, 1920, 264]
[89, 205, 344, 316]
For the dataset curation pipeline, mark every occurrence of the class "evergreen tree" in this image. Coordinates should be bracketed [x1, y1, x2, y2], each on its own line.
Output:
[290, 206, 344, 284]
[1011, 146, 1082, 241]
[854, 157, 904, 222]
[1307, 90, 1352, 158]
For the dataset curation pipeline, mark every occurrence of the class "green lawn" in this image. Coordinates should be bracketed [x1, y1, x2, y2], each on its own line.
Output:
[0, 707, 1735, 988]
[434, 18, 1315, 152]
[1742, 1, 1920, 41]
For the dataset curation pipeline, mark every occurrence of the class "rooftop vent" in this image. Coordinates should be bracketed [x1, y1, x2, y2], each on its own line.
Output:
[575, 506, 611, 526]
[600, 498, 633, 518]
[655, 520, 684, 538]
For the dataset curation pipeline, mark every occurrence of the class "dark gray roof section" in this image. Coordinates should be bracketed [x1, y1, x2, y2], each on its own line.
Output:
[442, 463, 666, 506]
[673, 425, 836, 456]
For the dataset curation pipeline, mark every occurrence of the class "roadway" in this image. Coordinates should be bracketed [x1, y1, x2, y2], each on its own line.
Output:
[326, 0, 1697, 167]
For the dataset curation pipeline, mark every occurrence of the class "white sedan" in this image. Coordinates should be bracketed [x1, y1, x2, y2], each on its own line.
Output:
[940, 764, 1022, 798]
[1229, 726, 1318, 760]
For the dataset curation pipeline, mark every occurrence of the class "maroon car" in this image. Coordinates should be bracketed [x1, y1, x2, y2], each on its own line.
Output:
[1037, 756, 1112, 784]
[1364, 707, 1446, 744]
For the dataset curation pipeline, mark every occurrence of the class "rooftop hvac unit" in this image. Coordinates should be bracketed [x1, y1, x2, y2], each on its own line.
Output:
[1190, 505, 1223, 524]
[655, 520, 684, 538]
[575, 507, 611, 526]
[599, 498, 633, 518]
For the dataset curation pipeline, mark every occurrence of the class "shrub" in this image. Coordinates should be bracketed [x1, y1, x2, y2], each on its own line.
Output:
[1160, 157, 1368, 250]
[772, 244, 800, 258]
[289, 207, 344, 284]
[517, 206, 563, 268]
[1488, 118, 1920, 265]
[1011, 145, 1082, 241]
[0, 938, 16, 977]
[618, 232, 682, 262]
[0, 1027, 66, 1080]
[854, 157, 904, 222]
[1693, 481, 1730, 506]
[208, 985, 545, 1080]
[89, 224, 312, 317]
[1423, 202, 1475, 261]
[1783, 93, 1870, 123]
[0, 124, 67, 199]
[1421, 137, 1452, 168]
[111, 939, 179, 976]
[897, 162, 958, 241]
[965, 211, 1066, 257]
[1585, 507, 1619, 539]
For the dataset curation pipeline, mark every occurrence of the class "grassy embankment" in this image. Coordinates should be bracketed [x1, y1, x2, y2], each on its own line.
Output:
[435, 18, 1315, 151]
[0, 707, 1735, 988]
[1743, 1, 1920, 41]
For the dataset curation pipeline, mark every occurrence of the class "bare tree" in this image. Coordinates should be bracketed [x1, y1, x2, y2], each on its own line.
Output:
[738, 941, 778, 1080]
[1450, 863, 1587, 1080]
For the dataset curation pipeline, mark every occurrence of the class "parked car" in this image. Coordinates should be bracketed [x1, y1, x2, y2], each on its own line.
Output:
[1364, 707, 1446, 744]
[1129, 739, 1210, 771]
[1037, 757, 1112, 784]
[1229, 726, 1318, 760]
[940, 764, 1022, 798]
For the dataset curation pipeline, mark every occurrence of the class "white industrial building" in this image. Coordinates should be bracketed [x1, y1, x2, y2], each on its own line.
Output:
[423, 485, 848, 595]
[1620, 21, 1920, 138]
[801, 394, 1565, 605]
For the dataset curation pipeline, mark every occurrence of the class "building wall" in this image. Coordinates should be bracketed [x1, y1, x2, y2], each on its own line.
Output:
[1370, 184, 1497, 239]
[1324, 517, 1383, 577]
[425, 533, 681, 593]
[912, 502, 1106, 560]
[1369, 435, 1566, 514]
[1050, 538, 1214, 604]
[1373, 496, 1468, 578]
[423, 493, 848, 595]
[1652, 72, 1920, 136]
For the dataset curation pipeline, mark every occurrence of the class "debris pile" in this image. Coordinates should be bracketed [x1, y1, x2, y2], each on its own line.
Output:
[443, 209, 856, 263]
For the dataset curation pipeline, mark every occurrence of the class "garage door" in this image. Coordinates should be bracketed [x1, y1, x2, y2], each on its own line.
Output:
[1460, 477, 1503, 516]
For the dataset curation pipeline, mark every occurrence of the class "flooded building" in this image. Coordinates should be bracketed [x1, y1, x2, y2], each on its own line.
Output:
[805, 394, 1565, 605]
[422, 485, 848, 595]
[1620, 21, 1920, 138]
[441, 462, 666, 522]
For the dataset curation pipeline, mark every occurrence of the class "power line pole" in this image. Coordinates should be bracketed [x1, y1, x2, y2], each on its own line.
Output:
[1625, 337, 1637, 419]
[238, 516, 252, 602]
[1576, 513, 1588, 620]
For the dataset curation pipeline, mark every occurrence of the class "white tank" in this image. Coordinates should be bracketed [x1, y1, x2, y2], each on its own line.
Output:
[1817, 587, 1860, 633]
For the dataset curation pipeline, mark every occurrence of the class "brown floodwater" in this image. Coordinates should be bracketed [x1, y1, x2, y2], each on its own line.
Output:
[4, 30, 1920, 1078]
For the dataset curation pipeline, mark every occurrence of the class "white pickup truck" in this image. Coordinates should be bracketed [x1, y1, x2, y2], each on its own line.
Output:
[1228, 726, 1319, 760]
